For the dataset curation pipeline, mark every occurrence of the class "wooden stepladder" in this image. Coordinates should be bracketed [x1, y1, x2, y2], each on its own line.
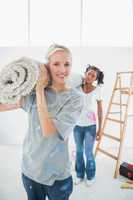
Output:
[95, 71, 133, 178]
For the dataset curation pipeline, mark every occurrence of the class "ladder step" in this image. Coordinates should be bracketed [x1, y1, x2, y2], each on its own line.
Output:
[112, 102, 127, 106]
[97, 148, 118, 160]
[106, 117, 124, 124]
[108, 111, 120, 114]
[103, 133, 120, 142]
[117, 71, 133, 74]
[121, 91, 133, 95]
[115, 87, 130, 91]
[115, 87, 133, 95]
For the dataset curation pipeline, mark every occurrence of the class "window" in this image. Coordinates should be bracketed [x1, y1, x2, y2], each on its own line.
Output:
[30, 0, 81, 46]
[0, 0, 27, 46]
[0, 0, 132, 46]
[82, 0, 133, 46]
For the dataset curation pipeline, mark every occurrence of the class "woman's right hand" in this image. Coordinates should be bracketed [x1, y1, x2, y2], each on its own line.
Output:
[36, 64, 50, 90]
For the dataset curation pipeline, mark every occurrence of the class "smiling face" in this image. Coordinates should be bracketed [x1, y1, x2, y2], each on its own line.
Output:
[48, 50, 72, 86]
[84, 69, 97, 84]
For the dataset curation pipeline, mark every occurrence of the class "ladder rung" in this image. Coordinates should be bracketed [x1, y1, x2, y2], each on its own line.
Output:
[117, 71, 133, 74]
[115, 87, 130, 91]
[121, 91, 133, 95]
[103, 133, 120, 142]
[97, 148, 118, 160]
[112, 102, 127, 106]
[108, 111, 120, 114]
[106, 117, 124, 124]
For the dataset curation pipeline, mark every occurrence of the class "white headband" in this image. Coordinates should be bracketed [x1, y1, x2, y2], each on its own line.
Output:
[45, 44, 70, 62]
[45, 44, 71, 62]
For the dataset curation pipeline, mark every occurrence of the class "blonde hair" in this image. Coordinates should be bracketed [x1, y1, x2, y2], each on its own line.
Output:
[45, 44, 72, 63]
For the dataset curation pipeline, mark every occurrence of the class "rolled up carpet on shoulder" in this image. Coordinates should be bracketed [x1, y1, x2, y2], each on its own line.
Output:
[0, 57, 40, 104]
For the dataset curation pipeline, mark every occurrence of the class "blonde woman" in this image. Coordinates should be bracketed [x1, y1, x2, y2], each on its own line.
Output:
[0, 44, 83, 200]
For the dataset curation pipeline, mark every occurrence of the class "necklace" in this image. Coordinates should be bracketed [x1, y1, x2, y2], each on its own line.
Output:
[82, 83, 96, 93]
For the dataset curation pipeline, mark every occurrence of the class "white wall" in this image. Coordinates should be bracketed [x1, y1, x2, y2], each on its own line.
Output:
[0, 47, 133, 147]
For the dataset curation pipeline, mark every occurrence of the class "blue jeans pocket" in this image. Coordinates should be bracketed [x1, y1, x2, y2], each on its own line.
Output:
[86, 125, 96, 138]
[47, 176, 73, 200]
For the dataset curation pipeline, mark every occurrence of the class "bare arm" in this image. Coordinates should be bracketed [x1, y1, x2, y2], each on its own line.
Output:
[36, 86, 57, 137]
[35, 64, 57, 137]
[96, 100, 103, 140]
[0, 97, 25, 112]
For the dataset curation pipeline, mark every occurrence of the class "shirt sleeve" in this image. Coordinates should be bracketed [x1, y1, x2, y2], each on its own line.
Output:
[96, 86, 103, 101]
[52, 92, 84, 141]
[21, 91, 35, 112]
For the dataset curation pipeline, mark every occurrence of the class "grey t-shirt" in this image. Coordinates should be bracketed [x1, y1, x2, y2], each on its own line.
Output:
[21, 87, 83, 185]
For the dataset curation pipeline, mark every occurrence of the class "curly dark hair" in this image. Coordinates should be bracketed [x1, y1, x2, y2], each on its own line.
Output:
[84, 64, 104, 85]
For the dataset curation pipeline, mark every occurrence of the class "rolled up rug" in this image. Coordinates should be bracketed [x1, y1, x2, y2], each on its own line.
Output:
[0, 56, 83, 104]
[0, 57, 40, 104]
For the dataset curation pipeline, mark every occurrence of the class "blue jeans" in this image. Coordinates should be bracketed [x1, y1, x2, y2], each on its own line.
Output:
[22, 173, 73, 200]
[74, 125, 96, 180]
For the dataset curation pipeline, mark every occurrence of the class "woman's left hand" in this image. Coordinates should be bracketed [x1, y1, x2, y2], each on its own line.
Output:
[36, 64, 50, 90]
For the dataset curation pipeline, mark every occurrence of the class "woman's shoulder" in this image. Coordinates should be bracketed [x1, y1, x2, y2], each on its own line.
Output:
[61, 88, 84, 112]
[70, 87, 84, 97]
[69, 88, 84, 105]
[95, 85, 102, 91]
[95, 85, 103, 100]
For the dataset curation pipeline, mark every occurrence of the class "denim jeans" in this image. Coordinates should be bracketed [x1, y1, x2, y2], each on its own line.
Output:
[73, 124, 96, 180]
[22, 173, 73, 200]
